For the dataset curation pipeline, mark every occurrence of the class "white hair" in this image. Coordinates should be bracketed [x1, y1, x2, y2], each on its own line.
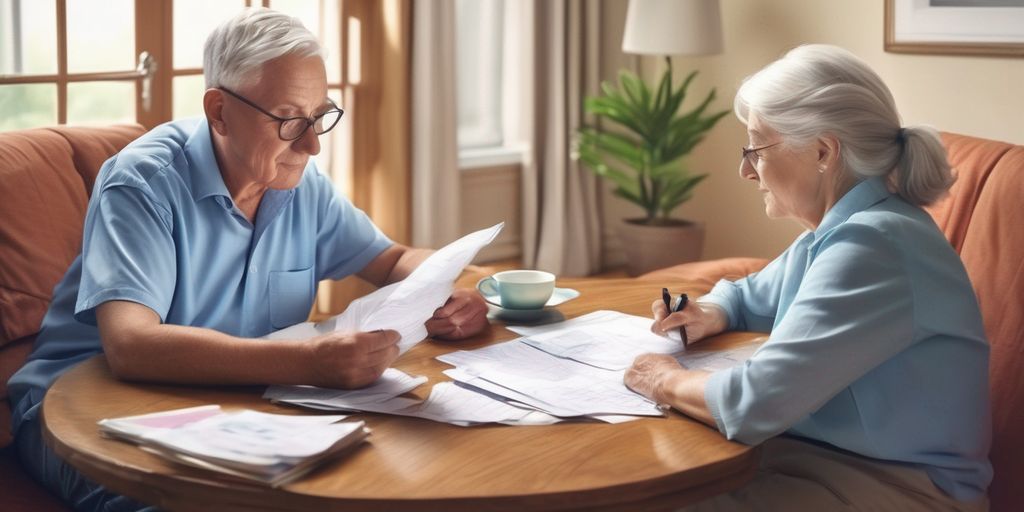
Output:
[203, 7, 326, 90]
[734, 44, 952, 206]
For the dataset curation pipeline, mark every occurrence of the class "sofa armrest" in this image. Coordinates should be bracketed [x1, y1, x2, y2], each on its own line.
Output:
[637, 257, 769, 295]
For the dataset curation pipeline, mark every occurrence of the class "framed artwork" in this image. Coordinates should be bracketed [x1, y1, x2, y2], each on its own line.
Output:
[884, 0, 1024, 57]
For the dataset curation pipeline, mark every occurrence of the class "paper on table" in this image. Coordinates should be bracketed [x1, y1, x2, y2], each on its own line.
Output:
[677, 336, 767, 371]
[264, 368, 427, 410]
[512, 310, 684, 371]
[438, 340, 661, 417]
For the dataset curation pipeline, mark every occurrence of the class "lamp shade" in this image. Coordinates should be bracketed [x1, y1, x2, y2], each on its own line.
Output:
[622, 0, 723, 56]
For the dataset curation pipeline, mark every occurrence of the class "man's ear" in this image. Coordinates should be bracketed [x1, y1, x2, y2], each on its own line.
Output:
[817, 134, 841, 171]
[204, 89, 228, 136]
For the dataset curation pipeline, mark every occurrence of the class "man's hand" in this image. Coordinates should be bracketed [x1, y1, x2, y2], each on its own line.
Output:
[309, 329, 400, 388]
[425, 288, 490, 340]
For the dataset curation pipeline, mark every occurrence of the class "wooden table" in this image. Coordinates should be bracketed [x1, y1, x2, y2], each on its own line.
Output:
[42, 277, 762, 511]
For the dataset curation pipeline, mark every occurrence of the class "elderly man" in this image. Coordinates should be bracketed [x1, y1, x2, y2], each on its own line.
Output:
[8, 8, 488, 510]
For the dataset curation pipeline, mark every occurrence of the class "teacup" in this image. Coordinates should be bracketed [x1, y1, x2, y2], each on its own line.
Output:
[477, 270, 556, 310]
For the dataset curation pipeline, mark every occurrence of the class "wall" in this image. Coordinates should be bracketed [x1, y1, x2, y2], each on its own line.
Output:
[604, 0, 1024, 262]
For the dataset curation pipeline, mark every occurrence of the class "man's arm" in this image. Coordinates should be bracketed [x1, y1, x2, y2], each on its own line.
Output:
[355, 243, 433, 287]
[97, 300, 399, 388]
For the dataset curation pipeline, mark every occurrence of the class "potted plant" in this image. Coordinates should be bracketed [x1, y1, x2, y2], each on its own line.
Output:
[576, 62, 729, 276]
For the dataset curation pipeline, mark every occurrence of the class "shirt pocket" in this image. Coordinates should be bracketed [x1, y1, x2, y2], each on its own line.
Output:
[268, 266, 315, 329]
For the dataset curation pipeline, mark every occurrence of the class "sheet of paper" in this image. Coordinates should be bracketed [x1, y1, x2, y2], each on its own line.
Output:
[438, 340, 661, 417]
[512, 310, 685, 370]
[677, 336, 767, 371]
[264, 368, 427, 409]
[334, 222, 504, 353]
[262, 223, 503, 353]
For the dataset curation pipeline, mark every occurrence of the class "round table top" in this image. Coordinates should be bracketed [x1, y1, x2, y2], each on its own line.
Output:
[42, 277, 760, 511]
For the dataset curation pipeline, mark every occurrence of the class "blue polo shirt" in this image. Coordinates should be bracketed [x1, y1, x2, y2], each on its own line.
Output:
[699, 178, 992, 501]
[7, 118, 392, 436]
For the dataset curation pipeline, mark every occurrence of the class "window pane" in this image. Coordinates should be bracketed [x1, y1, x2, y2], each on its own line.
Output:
[66, 0, 134, 73]
[173, 74, 207, 120]
[0, 84, 56, 130]
[271, 0, 340, 81]
[67, 81, 135, 125]
[173, 0, 246, 69]
[316, 87, 351, 196]
[456, 0, 504, 149]
[0, 0, 58, 75]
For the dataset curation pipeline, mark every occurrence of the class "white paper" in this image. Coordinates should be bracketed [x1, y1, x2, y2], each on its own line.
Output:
[438, 340, 661, 417]
[264, 368, 428, 410]
[262, 223, 503, 353]
[512, 310, 685, 371]
[676, 336, 767, 371]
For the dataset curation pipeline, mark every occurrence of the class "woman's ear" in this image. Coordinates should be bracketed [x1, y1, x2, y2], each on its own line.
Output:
[204, 89, 228, 136]
[817, 134, 841, 171]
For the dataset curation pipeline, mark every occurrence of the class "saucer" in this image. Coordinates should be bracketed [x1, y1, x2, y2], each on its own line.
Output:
[476, 285, 580, 324]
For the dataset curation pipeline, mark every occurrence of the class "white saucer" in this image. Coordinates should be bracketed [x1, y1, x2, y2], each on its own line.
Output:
[476, 285, 580, 324]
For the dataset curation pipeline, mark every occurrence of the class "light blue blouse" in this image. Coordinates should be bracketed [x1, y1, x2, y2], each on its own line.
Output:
[8, 118, 392, 437]
[700, 177, 991, 502]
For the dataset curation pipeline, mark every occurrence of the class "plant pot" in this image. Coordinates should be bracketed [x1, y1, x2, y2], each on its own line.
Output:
[616, 218, 705, 277]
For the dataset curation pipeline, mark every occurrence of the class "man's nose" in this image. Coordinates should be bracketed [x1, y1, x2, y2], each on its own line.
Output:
[293, 126, 321, 156]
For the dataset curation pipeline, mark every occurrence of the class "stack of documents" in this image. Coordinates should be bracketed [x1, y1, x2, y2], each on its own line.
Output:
[98, 405, 369, 487]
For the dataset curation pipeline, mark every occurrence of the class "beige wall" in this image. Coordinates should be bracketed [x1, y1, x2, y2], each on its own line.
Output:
[602, 0, 1024, 262]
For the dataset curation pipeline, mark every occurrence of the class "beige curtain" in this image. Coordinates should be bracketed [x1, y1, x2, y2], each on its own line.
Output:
[519, 0, 605, 276]
[410, 0, 461, 249]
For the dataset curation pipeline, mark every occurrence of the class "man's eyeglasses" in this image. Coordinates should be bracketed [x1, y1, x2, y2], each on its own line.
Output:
[219, 87, 344, 141]
[741, 142, 781, 167]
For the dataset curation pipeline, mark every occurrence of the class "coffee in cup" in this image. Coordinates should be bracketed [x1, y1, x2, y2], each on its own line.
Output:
[477, 270, 556, 310]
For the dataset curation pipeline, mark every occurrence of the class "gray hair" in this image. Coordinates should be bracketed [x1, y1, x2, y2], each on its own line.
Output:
[734, 44, 952, 206]
[203, 7, 326, 90]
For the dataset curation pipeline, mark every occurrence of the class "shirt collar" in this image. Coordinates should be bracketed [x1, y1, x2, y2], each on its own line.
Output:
[814, 177, 892, 237]
[184, 118, 233, 203]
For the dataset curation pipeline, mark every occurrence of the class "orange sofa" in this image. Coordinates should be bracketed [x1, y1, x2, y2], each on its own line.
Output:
[641, 133, 1024, 512]
[0, 124, 146, 511]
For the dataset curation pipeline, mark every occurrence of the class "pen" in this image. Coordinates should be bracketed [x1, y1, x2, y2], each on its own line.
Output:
[662, 288, 689, 349]
[674, 293, 689, 347]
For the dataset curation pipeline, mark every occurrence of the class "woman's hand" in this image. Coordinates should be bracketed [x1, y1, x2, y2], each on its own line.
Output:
[650, 299, 729, 345]
[308, 329, 401, 388]
[624, 353, 685, 404]
[425, 288, 491, 340]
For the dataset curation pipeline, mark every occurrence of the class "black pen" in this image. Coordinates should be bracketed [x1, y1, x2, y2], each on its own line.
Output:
[662, 288, 689, 349]
[674, 293, 689, 347]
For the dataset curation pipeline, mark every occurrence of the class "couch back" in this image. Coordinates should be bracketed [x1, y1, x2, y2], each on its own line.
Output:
[926, 133, 1024, 512]
[0, 124, 146, 447]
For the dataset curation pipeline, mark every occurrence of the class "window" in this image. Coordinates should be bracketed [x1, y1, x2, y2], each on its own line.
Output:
[0, 0, 352, 193]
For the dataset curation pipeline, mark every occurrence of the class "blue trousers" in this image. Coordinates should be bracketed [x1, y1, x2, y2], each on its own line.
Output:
[16, 418, 158, 512]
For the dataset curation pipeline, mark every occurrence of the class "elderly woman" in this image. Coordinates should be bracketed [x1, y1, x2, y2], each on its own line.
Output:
[625, 45, 990, 511]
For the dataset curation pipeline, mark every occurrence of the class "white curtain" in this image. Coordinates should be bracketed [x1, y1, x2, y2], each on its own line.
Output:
[517, 0, 605, 276]
[410, 0, 460, 249]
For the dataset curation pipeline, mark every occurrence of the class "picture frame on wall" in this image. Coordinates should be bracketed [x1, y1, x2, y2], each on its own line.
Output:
[884, 0, 1024, 57]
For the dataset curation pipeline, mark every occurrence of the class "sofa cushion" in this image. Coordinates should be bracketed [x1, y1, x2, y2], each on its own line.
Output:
[637, 257, 769, 295]
[0, 130, 86, 345]
[0, 336, 34, 449]
[49, 125, 146, 196]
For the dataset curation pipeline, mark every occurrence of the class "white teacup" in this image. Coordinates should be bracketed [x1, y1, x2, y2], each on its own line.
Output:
[477, 270, 556, 310]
